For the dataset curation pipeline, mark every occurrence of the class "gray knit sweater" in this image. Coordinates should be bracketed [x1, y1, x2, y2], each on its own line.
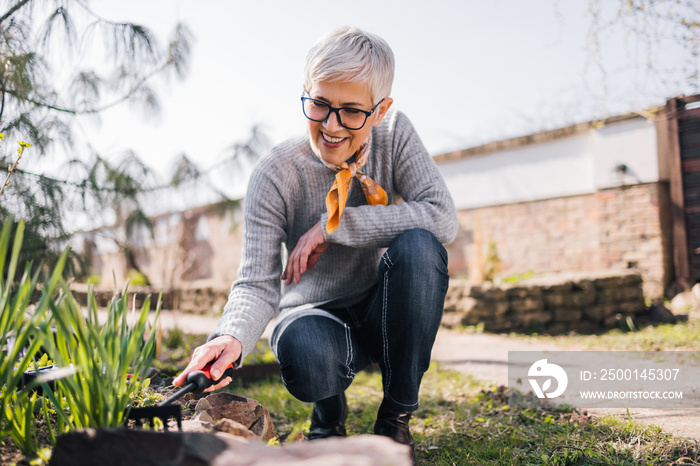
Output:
[210, 110, 458, 361]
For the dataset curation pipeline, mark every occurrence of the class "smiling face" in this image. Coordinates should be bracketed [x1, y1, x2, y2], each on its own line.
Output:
[306, 80, 393, 166]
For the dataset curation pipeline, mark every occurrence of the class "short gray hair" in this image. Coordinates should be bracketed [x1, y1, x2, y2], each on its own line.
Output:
[304, 27, 395, 104]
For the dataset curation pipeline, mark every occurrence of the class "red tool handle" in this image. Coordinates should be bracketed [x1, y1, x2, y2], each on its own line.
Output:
[185, 362, 236, 392]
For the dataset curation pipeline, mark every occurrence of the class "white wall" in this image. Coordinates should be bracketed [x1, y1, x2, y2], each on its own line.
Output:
[590, 119, 660, 189]
[436, 117, 659, 210]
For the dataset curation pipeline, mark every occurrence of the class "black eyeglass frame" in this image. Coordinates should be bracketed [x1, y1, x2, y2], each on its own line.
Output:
[300, 95, 385, 130]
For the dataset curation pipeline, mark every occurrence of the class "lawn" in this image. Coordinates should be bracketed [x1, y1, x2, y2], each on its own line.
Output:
[154, 329, 700, 465]
[4, 322, 699, 465]
[512, 317, 700, 352]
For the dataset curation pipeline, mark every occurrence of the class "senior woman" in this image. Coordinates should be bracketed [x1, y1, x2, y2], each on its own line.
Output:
[174, 26, 457, 460]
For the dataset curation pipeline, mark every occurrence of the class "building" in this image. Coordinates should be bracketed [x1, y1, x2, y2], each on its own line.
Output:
[79, 95, 700, 300]
[77, 200, 244, 292]
[436, 95, 700, 298]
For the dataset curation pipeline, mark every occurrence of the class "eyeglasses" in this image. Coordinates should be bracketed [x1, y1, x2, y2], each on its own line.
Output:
[301, 94, 384, 130]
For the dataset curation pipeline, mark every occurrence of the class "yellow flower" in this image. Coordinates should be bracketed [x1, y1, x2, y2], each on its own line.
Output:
[17, 140, 32, 156]
[0, 133, 5, 140]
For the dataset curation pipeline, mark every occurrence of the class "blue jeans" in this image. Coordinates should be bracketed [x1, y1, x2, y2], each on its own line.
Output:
[271, 229, 449, 414]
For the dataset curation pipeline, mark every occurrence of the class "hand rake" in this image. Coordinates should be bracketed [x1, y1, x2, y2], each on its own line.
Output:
[125, 362, 235, 431]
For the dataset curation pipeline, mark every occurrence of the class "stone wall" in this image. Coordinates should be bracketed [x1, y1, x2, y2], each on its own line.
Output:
[442, 272, 646, 333]
[70, 284, 230, 314]
[73, 273, 646, 335]
[444, 182, 674, 298]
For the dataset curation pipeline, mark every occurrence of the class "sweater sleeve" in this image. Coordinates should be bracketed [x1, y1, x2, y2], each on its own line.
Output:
[208, 160, 286, 362]
[324, 111, 458, 248]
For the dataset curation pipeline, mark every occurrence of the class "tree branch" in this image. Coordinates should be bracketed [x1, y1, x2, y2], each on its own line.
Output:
[0, 81, 6, 122]
[2, 88, 78, 114]
[4, 64, 161, 115]
[0, 0, 32, 25]
[79, 64, 166, 114]
[0, 145, 24, 196]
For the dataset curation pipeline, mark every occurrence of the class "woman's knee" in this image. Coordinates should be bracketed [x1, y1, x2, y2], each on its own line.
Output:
[275, 317, 353, 402]
[386, 229, 448, 276]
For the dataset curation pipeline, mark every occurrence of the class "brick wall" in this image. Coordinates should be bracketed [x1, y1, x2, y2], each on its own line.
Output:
[445, 182, 673, 298]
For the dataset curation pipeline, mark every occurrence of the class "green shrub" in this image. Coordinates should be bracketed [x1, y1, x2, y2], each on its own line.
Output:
[40, 283, 161, 429]
[0, 219, 67, 456]
[126, 269, 150, 286]
[1, 218, 162, 459]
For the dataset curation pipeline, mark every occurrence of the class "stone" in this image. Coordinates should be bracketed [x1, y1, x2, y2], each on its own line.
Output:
[582, 305, 610, 322]
[194, 393, 276, 441]
[594, 276, 623, 289]
[510, 297, 543, 313]
[49, 429, 412, 466]
[670, 290, 700, 314]
[692, 283, 700, 301]
[552, 308, 583, 323]
[440, 312, 464, 328]
[214, 419, 259, 441]
[471, 286, 507, 301]
[454, 296, 478, 314]
[571, 279, 594, 293]
[644, 302, 677, 323]
[181, 419, 214, 433]
[620, 286, 644, 301]
[443, 273, 648, 333]
[596, 288, 623, 304]
[460, 313, 480, 326]
[467, 300, 508, 318]
[49, 428, 232, 466]
[620, 273, 643, 286]
[569, 292, 595, 307]
[513, 311, 552, 327]
[211, 434, 412, 466]
[543, 292, 565, 307]
[510, 286, 542, 298]
[543, 282, 574, 293]
[618, 301, 645, 315]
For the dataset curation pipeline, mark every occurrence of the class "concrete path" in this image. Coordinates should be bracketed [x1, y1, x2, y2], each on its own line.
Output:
[146, 310, 700, 442]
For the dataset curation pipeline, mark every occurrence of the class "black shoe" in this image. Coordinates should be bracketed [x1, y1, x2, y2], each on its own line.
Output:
[308, 393, 348, 440]
[373, 401, 416, 464]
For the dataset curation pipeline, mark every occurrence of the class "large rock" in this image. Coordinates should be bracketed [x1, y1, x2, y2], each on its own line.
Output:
[193, 393, 276, 441]
[49, 428, 232, 466]
[49, 429, 412, 466]
[211, 435, 412, 465]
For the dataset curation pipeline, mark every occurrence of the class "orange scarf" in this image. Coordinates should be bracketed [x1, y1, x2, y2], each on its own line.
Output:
[314, 136, 388, 234]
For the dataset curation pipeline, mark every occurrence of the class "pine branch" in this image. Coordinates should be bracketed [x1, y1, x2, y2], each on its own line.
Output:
[2, 68, 162, 116]
[0, 81, 6, 121]
[0, 0, 32, 25]
[2, 88, 78, 114]
[4, 164, 181, 195]
[79, 64, 166, 115]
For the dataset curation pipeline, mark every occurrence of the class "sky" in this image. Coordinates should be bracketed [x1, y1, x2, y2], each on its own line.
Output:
[64, 0, 694, 207]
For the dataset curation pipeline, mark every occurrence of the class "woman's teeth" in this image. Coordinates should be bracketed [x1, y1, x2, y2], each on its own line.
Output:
[322, 133, 344, 143]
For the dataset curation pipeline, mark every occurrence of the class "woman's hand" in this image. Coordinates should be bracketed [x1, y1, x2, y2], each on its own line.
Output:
[281, 221, 330, 285]
[173, 335, 242, 392]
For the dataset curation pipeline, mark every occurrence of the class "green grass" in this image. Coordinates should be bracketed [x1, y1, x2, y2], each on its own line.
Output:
[222, 362, 699, 465]
[513, 319, 700, 352]
[150, 325, 700, 463]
